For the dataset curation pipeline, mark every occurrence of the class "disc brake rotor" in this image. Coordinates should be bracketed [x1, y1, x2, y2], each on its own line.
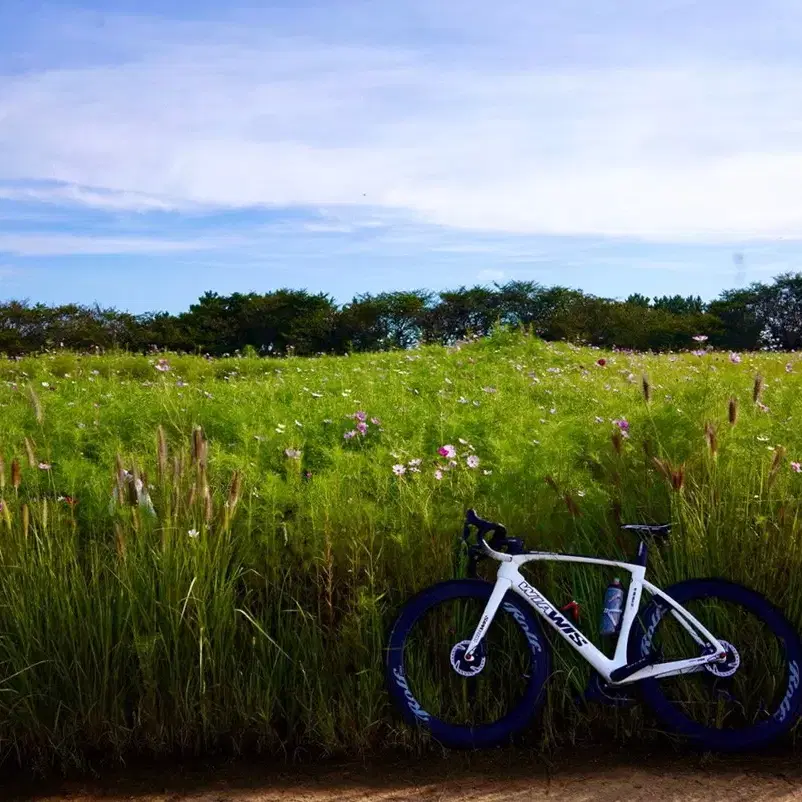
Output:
[705, 640, 741, 678]
[450, 640, 487, 677]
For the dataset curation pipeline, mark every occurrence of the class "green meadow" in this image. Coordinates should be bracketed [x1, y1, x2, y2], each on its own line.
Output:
[1, 330, 801, 771]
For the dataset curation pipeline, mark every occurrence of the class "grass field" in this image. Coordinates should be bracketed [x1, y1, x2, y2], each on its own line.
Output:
[1, 330, 802, 771]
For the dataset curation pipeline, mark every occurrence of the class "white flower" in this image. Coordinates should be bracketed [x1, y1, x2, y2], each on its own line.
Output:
[188, 529, 200, 539]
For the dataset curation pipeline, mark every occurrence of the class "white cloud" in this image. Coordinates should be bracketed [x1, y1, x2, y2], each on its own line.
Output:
[0, 233, 225, 256]
[2, 6, 802, 241]
[0, 183, 203, 212]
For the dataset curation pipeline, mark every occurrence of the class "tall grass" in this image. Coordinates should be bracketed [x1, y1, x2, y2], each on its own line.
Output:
[1, 332, 802, 771]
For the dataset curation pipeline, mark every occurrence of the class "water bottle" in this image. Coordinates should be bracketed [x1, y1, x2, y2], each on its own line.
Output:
[599, 578, 624, 636]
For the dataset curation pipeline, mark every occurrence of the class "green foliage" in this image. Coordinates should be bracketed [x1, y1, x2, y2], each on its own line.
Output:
[0, 335, 802, 771]
[4, 273, 802, 358]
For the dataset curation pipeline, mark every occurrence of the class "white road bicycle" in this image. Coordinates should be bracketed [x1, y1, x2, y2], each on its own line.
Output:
[385, 509, 802, 752]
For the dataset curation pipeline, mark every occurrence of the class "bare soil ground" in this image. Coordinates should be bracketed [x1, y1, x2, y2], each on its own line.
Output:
[6, 750, 802, 802]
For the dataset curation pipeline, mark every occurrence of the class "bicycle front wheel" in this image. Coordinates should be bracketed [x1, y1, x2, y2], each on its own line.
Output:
[385, 579, 551, 749]
[630, 578, 802, 751]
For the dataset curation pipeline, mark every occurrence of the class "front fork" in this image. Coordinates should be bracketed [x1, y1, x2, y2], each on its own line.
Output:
[463, 577, 512, 661]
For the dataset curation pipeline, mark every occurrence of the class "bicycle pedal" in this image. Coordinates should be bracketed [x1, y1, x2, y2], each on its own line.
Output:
[583, 672, 636, 707]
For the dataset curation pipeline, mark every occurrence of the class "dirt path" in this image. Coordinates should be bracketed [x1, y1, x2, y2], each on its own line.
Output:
[7, 751, 802, 802]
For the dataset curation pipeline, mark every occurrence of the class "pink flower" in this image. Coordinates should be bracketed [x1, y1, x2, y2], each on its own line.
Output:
[38, 462, 51, 470]
[434, 469, 443, 480]
[613, 419, 629, 432]
[438, 444, 457, 458]
[692, 335, 708, 342]
[370, 417, 381, 426]
[792, 462, 802, 473]
[392, 463, 406, 476]
[757, 402, 770, 413]
[354, 410, 367, 422]
[343, 430, 357, 439]
[730, 353, 742, 364]
[154, 359, 170, 372]
[466, 455, 480, 469]
[596, 358, 607, 367]
[356, 422, 368, 435]
[692, 349, 706, 357]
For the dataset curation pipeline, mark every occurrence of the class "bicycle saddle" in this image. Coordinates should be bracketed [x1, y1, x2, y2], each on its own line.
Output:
[620, 523, 672, 539]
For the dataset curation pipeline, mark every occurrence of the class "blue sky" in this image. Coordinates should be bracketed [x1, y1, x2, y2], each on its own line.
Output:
[2, 1, 802, 314]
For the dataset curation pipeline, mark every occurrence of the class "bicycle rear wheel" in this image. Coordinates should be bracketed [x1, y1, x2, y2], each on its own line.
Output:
[629, 578, 802, 751]
[385, 579, 551, 749]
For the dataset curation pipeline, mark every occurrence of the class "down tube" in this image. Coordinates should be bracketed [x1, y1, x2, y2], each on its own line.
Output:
[509, 570, 614, 679]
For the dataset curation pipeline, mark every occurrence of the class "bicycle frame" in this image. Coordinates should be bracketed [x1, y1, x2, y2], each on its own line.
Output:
[464, 541, 727, 685]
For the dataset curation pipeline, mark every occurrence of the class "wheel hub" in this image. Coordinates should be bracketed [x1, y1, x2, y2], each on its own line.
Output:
[450, 640, 487, 677]
[705, 640, 741, 678]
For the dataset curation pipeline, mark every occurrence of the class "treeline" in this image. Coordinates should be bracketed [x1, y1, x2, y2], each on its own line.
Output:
[2, 273, 802, 356]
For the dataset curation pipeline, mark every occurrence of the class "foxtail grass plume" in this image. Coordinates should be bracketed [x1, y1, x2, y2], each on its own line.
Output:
[753, 373, 764, 404]
[704, 423, 718, 457]
[0, 452, 5, 490]
[769, 446, 786, 488]
[204, 486, 214, 523]
[728, 397, 738, 425]
[227, 470, 243, 511]
[653, 457, 685, 492]
[191, 426, 208, 468]
[563, 492, 581, 517]
[11, 458, 21, 491]
[157, 426, 168, 482]
[27, 385, 42, 424]
[114, 522, 126, 560]
[24, 437, 36, 468]
[611, 430, 623, 455]
[641, 375, 651, 403]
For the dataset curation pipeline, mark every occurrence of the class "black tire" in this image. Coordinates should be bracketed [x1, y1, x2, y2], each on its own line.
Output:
[385, 579, 552, 749]
[629, 578, 802, 751]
